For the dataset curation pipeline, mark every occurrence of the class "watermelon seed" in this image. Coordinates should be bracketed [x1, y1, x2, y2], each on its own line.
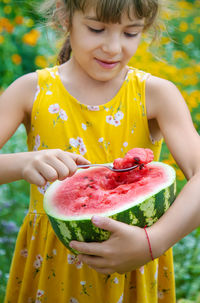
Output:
[139, 164, 144, 170]
[134, 157, 140, 163]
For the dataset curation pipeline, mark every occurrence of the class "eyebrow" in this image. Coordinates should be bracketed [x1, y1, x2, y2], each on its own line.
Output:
[84, 16, 144, 27]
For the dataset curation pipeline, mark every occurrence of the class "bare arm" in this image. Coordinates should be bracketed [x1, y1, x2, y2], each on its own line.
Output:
[67, 77, 200, 274]
[0, 73, 37, 183]
[0, 74, 90, 185]
[146, 76, 200, 256]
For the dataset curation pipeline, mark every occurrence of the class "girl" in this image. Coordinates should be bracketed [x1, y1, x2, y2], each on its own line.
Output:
[1, 0, 200, 302]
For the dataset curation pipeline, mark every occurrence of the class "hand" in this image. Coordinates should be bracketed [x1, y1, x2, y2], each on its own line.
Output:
[21, 149, 90, 186]
[70, 216, 152, 275]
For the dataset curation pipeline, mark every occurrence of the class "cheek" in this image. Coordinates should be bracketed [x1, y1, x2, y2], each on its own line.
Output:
[70, 28, 99, 53]
[126, 37, 141, 56]
[71, 37, 97, 58]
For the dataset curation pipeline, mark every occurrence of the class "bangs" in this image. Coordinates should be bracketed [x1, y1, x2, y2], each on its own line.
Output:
[66, 0, 158, 28]
[84, 0, 134, 23]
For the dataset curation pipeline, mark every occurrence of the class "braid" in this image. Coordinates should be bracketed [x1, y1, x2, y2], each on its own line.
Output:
[57, 35, 72, 65]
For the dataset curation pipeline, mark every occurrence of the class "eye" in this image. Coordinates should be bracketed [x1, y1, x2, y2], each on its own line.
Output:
[88, 26, 104, 33]
[124, 32, 139, 38]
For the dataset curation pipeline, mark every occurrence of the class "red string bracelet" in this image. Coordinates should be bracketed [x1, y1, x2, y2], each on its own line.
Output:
[144, 225, 154, 261]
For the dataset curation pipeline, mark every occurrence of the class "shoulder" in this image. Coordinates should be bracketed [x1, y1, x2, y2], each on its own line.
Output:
[0, 72, 38, 131]
[145, 75, 186, 120]
[7, 72, 38, 93]
[0, 72, 39, 143]
[6, 72, 38, 114]
[146, 75, 178, 96]
[127, 67, 150, 83]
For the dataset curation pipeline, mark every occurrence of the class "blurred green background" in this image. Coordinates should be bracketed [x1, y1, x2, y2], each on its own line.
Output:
[0, 0, 200, 302]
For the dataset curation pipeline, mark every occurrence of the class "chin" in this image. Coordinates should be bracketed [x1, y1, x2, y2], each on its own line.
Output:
[89, 69, 121, 82]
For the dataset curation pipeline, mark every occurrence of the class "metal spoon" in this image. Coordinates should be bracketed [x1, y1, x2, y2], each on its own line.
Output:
[77, 163, 139, 172]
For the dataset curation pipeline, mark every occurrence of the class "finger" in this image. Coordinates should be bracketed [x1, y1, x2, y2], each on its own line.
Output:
[57, 153, 80, 177]
[45, 156, 71, 180]
[37, 162, 59, 182]
[69, 241, 105, 257]
[26, 170, 46, 187]
[78, 254, 106, 269]
[88, 266, 115, 275]
[69, 153, 91, 165]
[78, 254, 115, 274]
[91, 216, 125, 233]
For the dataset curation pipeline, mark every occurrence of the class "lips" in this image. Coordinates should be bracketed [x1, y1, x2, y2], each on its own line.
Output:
[95, 58, 120, 69]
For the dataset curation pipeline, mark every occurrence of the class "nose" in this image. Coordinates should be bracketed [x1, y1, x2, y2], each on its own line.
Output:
[102, 33, 121, 56]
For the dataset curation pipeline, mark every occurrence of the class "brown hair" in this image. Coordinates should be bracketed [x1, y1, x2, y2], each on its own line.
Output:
[40, 0, 162, 65]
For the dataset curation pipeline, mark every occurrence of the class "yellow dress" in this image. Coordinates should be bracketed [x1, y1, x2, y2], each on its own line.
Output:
[4, 66, 176, 303]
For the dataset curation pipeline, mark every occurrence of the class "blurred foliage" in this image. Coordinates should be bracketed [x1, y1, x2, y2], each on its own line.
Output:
[0, 0, 200, 302]
[0, 0, 56, 91]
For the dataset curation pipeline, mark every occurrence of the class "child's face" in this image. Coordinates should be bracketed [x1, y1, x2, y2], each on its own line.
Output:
[69, 7, 144, 82]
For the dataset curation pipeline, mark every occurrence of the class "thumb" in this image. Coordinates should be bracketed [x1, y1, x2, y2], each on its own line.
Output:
[70, 153, 91, 165]
[92, 216, 122, 233]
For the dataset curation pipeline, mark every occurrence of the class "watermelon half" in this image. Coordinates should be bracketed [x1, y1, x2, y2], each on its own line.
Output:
[43, 161, 176, 254]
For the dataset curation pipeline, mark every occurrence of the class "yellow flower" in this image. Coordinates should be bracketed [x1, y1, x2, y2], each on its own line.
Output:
[161, 37, 171, 44]
[35, 56, 48, 68]
[187, 96, 198, 109]
[179, 21, 188, 32]
[4, 5, 12, 14]
[0, 35, 4, 44]
[191, 91, 200, 99]
[195, 113, 200, 121]
[173, 50, 188, 59]
[12, 54, 22, 65]
[196, 65, 200, 72]
[24, 18, 34, 28]
[22, 29, 40, 46]
[0, 17, 14, 33]
[15, 16, 24, 25]
[176, 169, 185, 181]
[162, 159, 175, 166]
[161, 11, 170, 20]
[178, 1, 193, 10]
[194, 16, 200, 24]
[3, 0, 11, 3]
[186, 91, 200, 110]
[183, 34, 194, 44]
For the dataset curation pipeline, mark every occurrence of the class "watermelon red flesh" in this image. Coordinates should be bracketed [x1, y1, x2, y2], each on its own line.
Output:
[44, 161, 176, 254]
[52, 164, 168, 217]
[113, 148, 154, 169]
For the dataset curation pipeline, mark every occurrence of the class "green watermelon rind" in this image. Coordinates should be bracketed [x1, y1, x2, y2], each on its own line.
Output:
[43, 162, 176, 254]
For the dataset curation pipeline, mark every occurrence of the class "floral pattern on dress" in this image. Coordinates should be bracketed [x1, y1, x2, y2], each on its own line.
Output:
[69, 298, 79, 303]
[87, 105, 100, 111]
[20, 248, 28, 258]
[48, 104, 68, 126]
[37, 182, 50, 195]
[67, 137, 87, 155]
[33, 134, 41, 151]
[4, 66, 174, 303]
[34, 85, 40, 101]
[106, 110, 124, 127]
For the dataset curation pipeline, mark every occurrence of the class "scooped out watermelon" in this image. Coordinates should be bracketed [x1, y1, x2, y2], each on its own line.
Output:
[43, 148, 176, 254]
[113, 148, 154, 169]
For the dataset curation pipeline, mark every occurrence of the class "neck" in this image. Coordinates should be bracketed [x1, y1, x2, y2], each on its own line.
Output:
[63, 56, 128, 88]
[58, 57, 129, 106]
